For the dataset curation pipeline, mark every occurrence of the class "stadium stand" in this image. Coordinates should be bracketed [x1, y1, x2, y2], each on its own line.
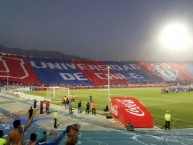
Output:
[1, 53, 193, 87]
[105, 61, 159, 83]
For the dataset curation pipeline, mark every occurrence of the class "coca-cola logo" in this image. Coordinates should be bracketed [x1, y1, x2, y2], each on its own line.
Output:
[111, 105, 118, 116]
[117, 99, 144, 116]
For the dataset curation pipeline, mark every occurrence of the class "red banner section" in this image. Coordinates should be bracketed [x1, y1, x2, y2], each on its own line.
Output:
[110, 97, 154, 128]
[0, 55, 40, 84]
[73, 60, 129, 85]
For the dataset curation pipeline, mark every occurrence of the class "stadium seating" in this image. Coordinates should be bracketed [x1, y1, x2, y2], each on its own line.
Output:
[1, 53, 193, 86]
[105, 61, 159, 83]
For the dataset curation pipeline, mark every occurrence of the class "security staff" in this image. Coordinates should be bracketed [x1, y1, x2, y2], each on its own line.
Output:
[53, 110, 58, 129]
[164, 110, 171, 130]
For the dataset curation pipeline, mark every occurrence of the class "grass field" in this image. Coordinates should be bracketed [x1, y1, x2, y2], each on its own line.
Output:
[26, 87, 193, 129]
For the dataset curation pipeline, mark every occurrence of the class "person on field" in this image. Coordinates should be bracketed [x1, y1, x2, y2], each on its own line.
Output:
[164, 110, 171, 130]
[7, 109, 36, 145]
[91, 101, 96, 115]
[68, 102, 73, 114]
[89, 95, 92, 103]
[85, 102, 90, 114]
[77, 101, 82, 114]
[66, 98, 70, 109]
[63, 96, 67, 109]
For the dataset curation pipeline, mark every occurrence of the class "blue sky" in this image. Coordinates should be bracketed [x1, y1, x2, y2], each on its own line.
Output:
[0, 0, 193, 61]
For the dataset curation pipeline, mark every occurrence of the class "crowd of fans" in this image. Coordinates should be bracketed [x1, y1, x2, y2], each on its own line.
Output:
[0, 107, 81, 145]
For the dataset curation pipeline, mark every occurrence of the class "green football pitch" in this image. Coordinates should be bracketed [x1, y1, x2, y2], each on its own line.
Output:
[26, 87, 193, 129]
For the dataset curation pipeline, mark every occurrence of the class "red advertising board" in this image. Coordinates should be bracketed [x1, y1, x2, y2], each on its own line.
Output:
[110, 97, 154, 128]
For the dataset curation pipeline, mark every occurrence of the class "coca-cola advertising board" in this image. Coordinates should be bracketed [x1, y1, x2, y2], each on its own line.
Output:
[110, 97, 154, 128]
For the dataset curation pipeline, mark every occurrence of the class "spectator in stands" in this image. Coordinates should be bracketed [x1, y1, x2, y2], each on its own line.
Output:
[91, 101, 96, 115]
[68, 102, 73, 114]
[65, 124, 80, 145]
[27, 132, 38, 145]
[33, 99, 38, 108]
[103, 105, 109, 112]
[53, 110, 58, 129]
[40, 101, 44, 114]
[36, 130, 61, 145]
[45, 101, 50, 115]
[78, 101, 82, 114]
[85, 102, 90, 114]
[7, 109, 36, 145]
[164, 110, 171, 130]
[27, 106, 33, 120]
[0, 130, 7, 145]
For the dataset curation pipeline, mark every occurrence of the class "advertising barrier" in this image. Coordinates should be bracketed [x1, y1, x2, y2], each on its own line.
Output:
[111, 97, 154, 128]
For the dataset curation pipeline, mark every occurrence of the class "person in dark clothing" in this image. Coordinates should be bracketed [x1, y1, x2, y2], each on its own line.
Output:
[66, 98, 69, 109]
[40, 101, 44, 114]
[78, 101, 82, 114]
[103, 105, 109, 112]
[85, 102, 90, 114]
[28, 106, 33, 120]
[33, 99, 38, 108]
[27, 132, 38, 145]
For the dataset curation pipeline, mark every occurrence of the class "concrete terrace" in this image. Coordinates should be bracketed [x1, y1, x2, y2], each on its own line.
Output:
[0, 93, 193, 145]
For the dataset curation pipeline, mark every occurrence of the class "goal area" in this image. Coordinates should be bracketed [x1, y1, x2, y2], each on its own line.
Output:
[46, 87, 70, 99]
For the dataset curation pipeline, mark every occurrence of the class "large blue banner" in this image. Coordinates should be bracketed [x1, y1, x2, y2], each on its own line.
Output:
[29, 57, 93, 85]
[105, 61, 158, 83]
